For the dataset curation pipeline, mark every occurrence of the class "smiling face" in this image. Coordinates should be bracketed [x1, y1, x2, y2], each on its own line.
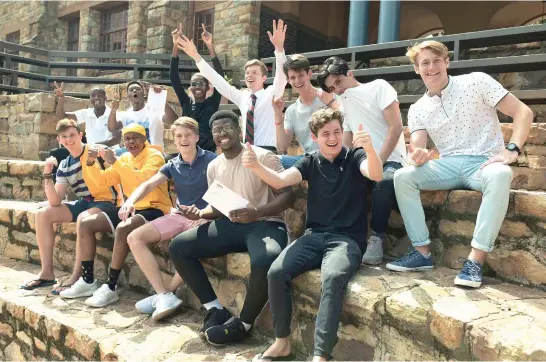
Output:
[173, 125, 199, 154]
[287, 69, 313, 95]
[89, 89, 106, 110]
[311, 119, 343, 160]
[123, 132, 146, 157]
[323, 71, 357, 96]
[190, 74, 209, 101]
[127, 84, 144, 105]
[57, 127, 83, 154]
[211, 117, 240, 151]
[414, 48, 449, 92]
[244, 65, 267, 92]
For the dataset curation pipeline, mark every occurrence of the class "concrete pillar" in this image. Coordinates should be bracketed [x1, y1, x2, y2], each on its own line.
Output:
[347, 0, 369, 46]
[377, 0, 400, 43]
[78, 8, 101, 78]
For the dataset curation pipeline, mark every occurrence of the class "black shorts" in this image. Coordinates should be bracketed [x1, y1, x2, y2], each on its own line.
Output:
[102, 207, 164, 233]
[65, 199, 118, 222]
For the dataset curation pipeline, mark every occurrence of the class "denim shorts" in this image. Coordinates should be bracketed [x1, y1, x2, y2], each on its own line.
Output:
[65, 199, 118, 222]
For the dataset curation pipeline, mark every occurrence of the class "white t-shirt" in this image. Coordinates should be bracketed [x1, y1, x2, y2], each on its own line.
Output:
[336, 80, 407, 165]
[284, 96, 323, 154]
[70, 107, 114, 146]
[408, 72, 508, 157]
[116, 106, 165, 149]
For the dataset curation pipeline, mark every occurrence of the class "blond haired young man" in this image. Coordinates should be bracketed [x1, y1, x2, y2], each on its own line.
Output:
[388, 40, 533, 288]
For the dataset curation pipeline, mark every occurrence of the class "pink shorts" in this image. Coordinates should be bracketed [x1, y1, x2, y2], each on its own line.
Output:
[150, 213, 210, 241]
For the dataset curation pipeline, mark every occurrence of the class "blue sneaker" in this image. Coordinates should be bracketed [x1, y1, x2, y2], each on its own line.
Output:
[454, 259, 482, 288]
[386, 249, 433, 272]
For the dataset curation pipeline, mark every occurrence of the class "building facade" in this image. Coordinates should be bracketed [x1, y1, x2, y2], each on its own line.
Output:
[1, 0, 545, 87]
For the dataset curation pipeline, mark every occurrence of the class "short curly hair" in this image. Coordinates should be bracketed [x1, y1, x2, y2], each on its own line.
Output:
[309, 108, 344, 136]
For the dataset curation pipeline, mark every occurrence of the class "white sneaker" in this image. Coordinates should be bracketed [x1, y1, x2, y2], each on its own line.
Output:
[151, 292, 183, 322]
[85, 284, 119, 307]
[135, 294, 159, 314]
[362, 235, 384, 265]
[59, 277, 99, 299]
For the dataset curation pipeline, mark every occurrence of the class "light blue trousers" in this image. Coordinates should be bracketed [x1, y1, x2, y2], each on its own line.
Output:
[393, 156, 513, 252]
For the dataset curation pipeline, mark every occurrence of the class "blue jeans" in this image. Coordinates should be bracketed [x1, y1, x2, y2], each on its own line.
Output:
[279, 154, 304, 169]
[393, 156, 513, 252]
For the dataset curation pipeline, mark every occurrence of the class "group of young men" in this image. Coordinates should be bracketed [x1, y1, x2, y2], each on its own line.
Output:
[19, 18, 533, 362]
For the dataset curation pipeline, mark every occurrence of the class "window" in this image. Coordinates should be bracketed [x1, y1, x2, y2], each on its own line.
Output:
[194, 9, 214, 54]
[417, 28, 444, 39]
[3, 31, 20, 85]
[100, 5, 128, 63]
[67, 19, 80, 76]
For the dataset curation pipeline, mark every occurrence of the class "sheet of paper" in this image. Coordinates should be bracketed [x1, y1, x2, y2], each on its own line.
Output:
[147, 89, 167, 112]
[202, 180, 249, 217]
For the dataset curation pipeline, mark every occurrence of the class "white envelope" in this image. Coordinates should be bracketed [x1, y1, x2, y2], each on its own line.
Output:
[147, 89, 167, 112]
[202, 180, 249, 217]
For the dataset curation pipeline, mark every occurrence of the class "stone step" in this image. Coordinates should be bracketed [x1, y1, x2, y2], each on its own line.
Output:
[0, 256, 271, 361]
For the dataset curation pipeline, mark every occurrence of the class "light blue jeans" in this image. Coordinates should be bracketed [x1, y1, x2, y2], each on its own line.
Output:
[393, 156, 513, 252]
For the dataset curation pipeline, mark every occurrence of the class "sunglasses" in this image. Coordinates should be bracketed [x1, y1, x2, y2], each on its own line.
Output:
[191, 81, 207, 88]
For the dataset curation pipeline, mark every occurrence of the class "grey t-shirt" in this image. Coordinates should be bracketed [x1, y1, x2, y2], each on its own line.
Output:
[284, 96, 324, 154]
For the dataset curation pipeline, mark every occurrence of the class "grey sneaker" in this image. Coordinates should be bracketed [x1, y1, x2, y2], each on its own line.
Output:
[362, 235, 384, 265]
[135, 294, 159, 314]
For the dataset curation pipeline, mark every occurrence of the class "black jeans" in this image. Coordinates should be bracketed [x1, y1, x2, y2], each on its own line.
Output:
[267, 231, 362, 357]
[169, 217, 288, 324]
[371, 161, 402, 235]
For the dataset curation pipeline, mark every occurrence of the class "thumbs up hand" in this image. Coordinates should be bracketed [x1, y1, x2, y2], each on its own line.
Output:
[407, 144, 435, 166]
[242, 142, 259, 169]
[352, 124, 373, 153]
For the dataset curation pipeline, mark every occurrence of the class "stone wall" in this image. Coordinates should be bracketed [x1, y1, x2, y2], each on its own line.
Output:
[0, 160, 45, 202]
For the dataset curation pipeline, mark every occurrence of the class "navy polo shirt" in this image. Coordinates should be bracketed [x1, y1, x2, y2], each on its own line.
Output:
[294, 146, 370, 249]
[159, 147, 217, 209]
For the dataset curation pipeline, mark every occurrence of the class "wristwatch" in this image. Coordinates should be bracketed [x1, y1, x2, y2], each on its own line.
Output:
[506, 143, 521, 155]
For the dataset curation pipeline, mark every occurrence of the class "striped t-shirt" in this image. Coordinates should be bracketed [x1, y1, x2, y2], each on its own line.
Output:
[56, 144, 121, 204]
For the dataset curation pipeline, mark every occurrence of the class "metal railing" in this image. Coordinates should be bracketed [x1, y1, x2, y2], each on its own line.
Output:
[0, 41, 232, 98]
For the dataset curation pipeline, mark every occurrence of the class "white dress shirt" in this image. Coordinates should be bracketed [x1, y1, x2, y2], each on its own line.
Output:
[196, 50, 287, 147]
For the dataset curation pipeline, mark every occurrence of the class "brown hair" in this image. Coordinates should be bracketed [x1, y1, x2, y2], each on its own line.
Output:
[283, 54, 311, 76]
[170, 117, 199, 135]
[55, 118, 80, 134]
[244, 59, 268, 76]
[406, 40, 449, 64]
[309, 108, 344, 136]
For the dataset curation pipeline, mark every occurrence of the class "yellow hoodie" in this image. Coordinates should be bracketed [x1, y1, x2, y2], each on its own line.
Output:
[86, 146, 171, 215]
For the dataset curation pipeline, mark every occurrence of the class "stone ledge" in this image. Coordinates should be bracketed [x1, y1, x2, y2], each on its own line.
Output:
[0, 257, 269, 361]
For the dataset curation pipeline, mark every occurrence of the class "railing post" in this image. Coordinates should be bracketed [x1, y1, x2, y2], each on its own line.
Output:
[453, 40, 460, 61]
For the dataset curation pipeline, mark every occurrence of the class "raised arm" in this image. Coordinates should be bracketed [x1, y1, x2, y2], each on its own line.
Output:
[170, 24, 191, 109]
[53, 82, 77, 121]
[107, 100, 122, 132]
[268, 19, 288, 97]
[43, 156, 68, 206]
[201, 23, 225, 77]
[242, 143, 302, 189]
[176, 34, 244, 105]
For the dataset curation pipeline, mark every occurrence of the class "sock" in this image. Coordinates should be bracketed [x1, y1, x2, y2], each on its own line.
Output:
[106, 267, 121, 291]
[242, 321, 252, 332]
[422, 253, 432, 259]
[203, 299, 223, 311]
[81, 260, 94, 284]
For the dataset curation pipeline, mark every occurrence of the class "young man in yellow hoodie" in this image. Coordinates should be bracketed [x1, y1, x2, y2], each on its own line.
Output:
[60, 124, 172, 307]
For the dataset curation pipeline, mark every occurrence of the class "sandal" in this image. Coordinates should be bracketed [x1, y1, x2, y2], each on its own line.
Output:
[252, 351, 296, 361]
[20, 279, 57, 290]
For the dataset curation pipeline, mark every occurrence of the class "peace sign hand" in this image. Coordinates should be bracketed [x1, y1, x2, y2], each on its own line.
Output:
[53, 81, 64, 98]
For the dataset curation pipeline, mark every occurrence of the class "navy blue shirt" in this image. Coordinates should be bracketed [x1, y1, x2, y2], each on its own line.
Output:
[159, 147, 217, 209]
[294, 147, 370, 250]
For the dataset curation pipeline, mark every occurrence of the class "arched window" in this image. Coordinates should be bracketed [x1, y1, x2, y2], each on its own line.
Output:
[417, 28, 445, 38]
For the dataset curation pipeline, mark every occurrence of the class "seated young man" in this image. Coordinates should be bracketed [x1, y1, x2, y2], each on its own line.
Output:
[388, 40, 533, 288]
[274, 54, 337, 168]
[108, 81, 178, 154]
[170, 23, 223, 152]
[241, 108, 383, 362]
[20, 119, 121, 293]
[169, 110, 295, 345]
[175, 19, 288, 152]
[117, 117, 217, 321]
[60, 124, 172, 307]
[317, 56, 407, 266]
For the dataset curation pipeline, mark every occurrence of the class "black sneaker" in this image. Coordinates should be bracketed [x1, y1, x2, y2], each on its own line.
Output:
[200, 307, 232, 334]
[205, 317, 250, 346]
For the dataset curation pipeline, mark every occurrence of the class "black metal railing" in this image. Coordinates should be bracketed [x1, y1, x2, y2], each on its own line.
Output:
[0, 41, 232, 98]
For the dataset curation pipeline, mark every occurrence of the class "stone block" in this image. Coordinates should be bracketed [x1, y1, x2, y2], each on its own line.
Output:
[0, 207, 10, 223]
[12, 231, 36, 246]
[528, 155, 546, 169]
[8, 161, 41, 176]
[65, 329, 97, 360]
[128, 265, 151, 290]
[511, 167, 546, 191]
[33, 337, 46, 352]
[439, 219, 475, 238]
[385, 289, 429, 326]
[3, 243, 28, 260]
[525, 145, 546, 156]
[421, 190, 448, 208]
[514, 191, 546, 219]
[33, 112, 59, 135]
[15, 331, 32, 347]
[499, 220, 533, 238]
[447, 190, 482, 214]
[487, 250, 546, 285]
[44, 318, 62, 341]
[0, 322, 13, 338]
[443, 244, 471, 269]
[12, 185, 31, 200]
[4, 341, 25, 361]
[0, 160, 8, 173]
[50, 347, 64, 360]
[227, 253, 250, 278]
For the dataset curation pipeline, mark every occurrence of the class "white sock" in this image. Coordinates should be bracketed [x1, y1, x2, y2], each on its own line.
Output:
[242, 321, 252, 331]
[422, 253, 431, 259]
[203, 299, 223, 311]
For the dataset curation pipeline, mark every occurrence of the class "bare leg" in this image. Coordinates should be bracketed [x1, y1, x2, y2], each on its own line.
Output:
[257, 338, 292, 361]
[110, 215, 146, 270]
[24, 205, 73, 288]
[79, 213, 113, 262]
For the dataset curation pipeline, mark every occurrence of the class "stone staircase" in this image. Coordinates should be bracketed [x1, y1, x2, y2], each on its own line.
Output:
[0, 124, 545, 360]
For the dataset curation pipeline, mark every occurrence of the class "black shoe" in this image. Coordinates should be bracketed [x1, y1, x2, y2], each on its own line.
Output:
[200, 307, 232, 334]
[205, 317, 250, 346]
